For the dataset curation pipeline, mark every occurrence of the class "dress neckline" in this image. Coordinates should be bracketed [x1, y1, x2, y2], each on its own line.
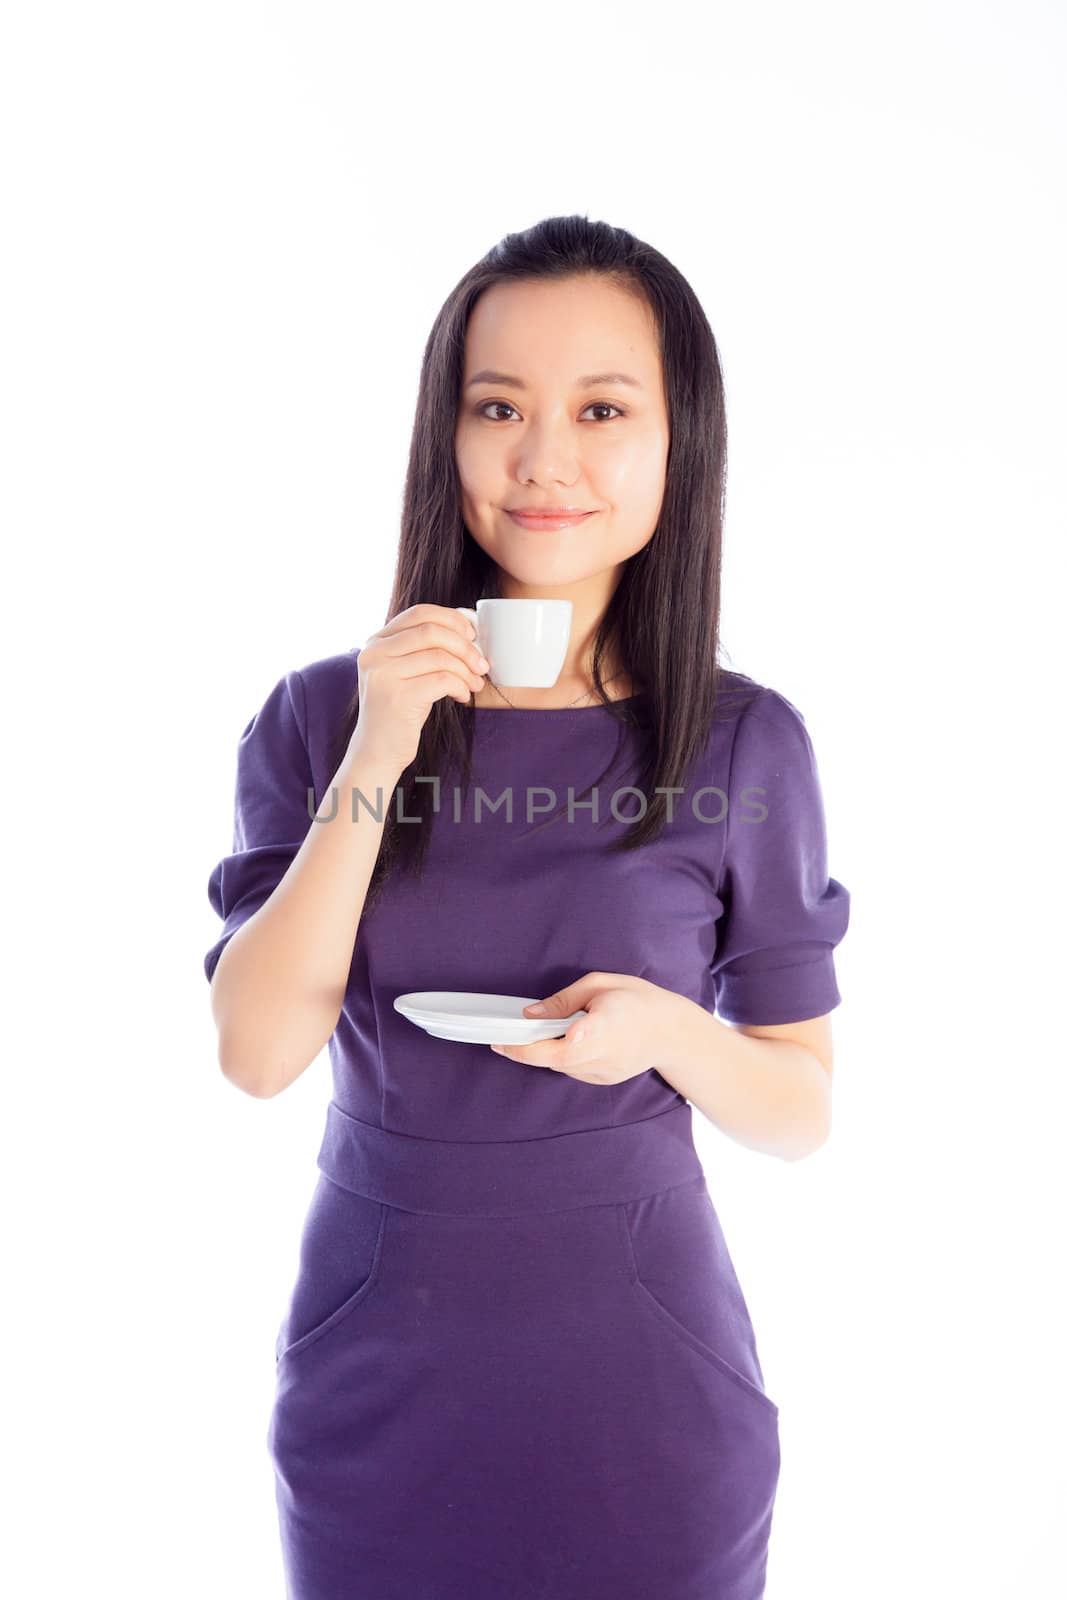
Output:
[472, 691, 647, 715]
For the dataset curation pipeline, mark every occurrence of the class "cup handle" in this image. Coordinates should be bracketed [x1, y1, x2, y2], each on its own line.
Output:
[456, 607, 479, 646]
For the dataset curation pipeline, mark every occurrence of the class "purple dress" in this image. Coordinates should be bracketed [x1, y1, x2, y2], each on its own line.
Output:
[204, 646, 850, 1600]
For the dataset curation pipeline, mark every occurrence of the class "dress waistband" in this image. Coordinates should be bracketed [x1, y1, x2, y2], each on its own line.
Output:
[316, 1100, 704, 1217]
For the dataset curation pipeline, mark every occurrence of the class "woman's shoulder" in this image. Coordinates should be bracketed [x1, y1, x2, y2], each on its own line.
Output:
[711, 666, 830, 793]
[714, 665, 812, 726]
[710, 667, 773, 742]
[292, 636, 363, 688]
[284, 646, 361, 777]
[714, 665, 766, 710]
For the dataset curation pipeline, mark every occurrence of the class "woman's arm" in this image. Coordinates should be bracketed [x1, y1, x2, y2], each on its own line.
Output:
[209, 734, 402, 1099]
[656, 1003, 834, 1161]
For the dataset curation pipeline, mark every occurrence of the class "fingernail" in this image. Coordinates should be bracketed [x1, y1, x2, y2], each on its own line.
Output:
[526, 1002, 546, 1014]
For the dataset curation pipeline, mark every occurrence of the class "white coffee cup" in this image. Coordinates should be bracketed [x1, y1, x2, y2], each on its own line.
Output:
[456, 599, 572, 688]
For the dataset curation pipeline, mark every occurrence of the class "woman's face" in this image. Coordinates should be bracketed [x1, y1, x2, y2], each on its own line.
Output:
[455, 276, 669, 596]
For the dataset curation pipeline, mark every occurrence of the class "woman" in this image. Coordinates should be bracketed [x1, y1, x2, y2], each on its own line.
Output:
[204, 214, 851, 1599]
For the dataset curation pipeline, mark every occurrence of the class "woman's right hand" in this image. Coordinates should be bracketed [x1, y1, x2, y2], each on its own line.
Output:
[350, 604, 490, 776]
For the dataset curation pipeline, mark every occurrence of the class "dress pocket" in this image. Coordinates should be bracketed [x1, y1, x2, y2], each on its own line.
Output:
[275, 1172, 388, 1365]
[616, 1175, 779, 1420]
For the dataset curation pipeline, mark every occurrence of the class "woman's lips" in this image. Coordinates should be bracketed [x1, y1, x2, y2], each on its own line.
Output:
[506, 510, 597, 531]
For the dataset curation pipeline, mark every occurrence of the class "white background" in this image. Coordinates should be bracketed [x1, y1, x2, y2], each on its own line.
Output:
[4, 2, 1064, 1594]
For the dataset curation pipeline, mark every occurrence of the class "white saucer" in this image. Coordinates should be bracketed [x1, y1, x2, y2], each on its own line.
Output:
[394, 990, 587, 1045]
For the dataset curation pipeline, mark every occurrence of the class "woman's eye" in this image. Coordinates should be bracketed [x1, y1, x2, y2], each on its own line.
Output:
[476, 401, 624, 423]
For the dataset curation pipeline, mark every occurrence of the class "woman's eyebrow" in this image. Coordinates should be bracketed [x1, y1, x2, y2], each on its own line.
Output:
[464, 369, 644, 391]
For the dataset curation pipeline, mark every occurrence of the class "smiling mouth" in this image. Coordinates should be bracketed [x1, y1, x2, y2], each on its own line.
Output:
[505, 509, 598, 529]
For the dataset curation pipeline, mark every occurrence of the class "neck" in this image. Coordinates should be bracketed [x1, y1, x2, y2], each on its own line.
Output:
[474, 666, 633, 711]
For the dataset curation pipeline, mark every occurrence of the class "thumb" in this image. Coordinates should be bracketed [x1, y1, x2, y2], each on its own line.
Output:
[523, 986, 582, 1018]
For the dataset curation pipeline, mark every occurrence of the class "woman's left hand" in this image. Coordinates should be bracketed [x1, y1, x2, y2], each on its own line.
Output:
[489, 971, 687, 1085]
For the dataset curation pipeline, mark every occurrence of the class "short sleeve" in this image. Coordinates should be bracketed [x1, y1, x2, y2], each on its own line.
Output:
[709, 687, 851, 1025]
[203, 668, 315, 984]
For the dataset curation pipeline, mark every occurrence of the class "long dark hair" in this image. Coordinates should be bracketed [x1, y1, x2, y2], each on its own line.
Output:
[327, 213, 759, 914]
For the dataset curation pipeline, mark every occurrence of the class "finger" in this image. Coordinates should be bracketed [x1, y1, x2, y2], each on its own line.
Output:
[382, 604, 478, 644]
[490, 1038, 577, 1071]
[490, 1042, 556, 1068]
[383, 623, 488, 677]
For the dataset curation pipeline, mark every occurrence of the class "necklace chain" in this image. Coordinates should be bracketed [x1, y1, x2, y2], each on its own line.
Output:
[482, 669, 626, 710]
